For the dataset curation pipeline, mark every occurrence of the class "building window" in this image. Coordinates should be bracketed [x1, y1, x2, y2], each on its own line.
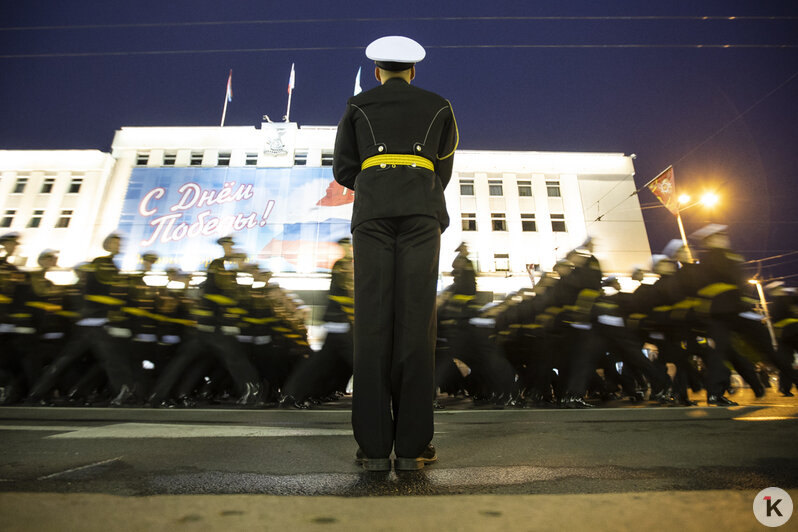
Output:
[551, 214, 567, 232]
[245, 153, 258, 166]
[136, 152, 149, 166]
[491, 213, 507, 231]
[68, 179, 83, 194]
[41, 178, 55, 194]
[518, 180, 533, 197]
[521, 213, 537, 232]
[488, 180, 503, 196]
[190, 151, 204, 166]
[294, 150, 308, 166]
[546, 180, 561, 198]
[1, 210, 15, 228]
[459, 179, 474, 196]
[494, 253, 510, 272]
[13, 178, 27, 194]
[163, 152, 177, 166]
[28, 210, 44, 228]
[55, 210, 73, 228]
[461, 213, 477, 232]
[321, 152, 334, 166]
[218, 152, 231, 166]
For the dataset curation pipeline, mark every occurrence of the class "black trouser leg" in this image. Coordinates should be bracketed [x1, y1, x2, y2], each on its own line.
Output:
[352, 216, 439, 459]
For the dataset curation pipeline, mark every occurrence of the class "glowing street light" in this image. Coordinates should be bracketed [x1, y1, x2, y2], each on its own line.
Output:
[678, 194, 691, 205]
[700, 192, 719, 208]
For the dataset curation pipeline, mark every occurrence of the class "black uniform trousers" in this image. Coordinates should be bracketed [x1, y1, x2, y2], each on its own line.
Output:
[352, 215, 440, 460]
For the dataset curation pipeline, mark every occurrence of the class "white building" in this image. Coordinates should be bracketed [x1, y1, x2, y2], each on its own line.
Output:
[1, 122, 650, 295]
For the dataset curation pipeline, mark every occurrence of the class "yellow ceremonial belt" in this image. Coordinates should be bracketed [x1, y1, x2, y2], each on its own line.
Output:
[361, 154, 434, 172]
[85, 294, 125, 306]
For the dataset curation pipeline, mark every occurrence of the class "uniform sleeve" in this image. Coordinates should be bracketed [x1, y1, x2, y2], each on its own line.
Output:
[333, 102, 360, 191]
[436, 101, 459, 190]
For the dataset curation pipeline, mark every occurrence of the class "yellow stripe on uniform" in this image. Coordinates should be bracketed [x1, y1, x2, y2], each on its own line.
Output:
[361, 154, 434, 171]
[85, 294, 125, 306]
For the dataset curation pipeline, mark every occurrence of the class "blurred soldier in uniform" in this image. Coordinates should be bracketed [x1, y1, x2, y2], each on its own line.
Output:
[282, 237, 354, 407]
[691, 225, 765, 405]
[451, 242, 476, 296]
[334, 36, 458, 471]
[767, 282, 798, 396]
[147, 236, 263, 406]
[27, 233, 140, 405]
[0, 233, 25, 403]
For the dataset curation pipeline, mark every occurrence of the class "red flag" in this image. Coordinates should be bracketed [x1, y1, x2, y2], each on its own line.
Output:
[647, 166, 679, 215]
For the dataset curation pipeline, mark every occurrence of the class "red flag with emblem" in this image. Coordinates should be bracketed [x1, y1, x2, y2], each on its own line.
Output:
[647, 166, 679, 215]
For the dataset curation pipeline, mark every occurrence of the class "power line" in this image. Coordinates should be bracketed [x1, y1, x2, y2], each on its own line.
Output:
[1, 15, 797, 32]
[588, 69, 798, 223]
[2, 43, 797, 60]
[742, 251, 798, 265]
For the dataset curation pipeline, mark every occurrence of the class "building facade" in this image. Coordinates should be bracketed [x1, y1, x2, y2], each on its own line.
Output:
[1, 122, 650, 293]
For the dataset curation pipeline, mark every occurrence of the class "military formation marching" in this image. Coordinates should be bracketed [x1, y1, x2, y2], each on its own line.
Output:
[0, 225, 796, 409]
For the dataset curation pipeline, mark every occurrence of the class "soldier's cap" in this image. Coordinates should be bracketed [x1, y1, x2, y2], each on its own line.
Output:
[366, 36, 425, 72]
[765, 281, 784, 292]
[689, 223, 727, 242]
[37, 249, 58, 265]
[554, 258, 574, 270]
[337, 237, 352, 245]
[455, 241, 468, 252]
[662, 239, 686, 258]
[651, 254, 672, 269]
[0, 231, 21, 244]
[216, 235, 235, 245]
[579, 236, 594, 249]
[102, 233, 122, 252]
[602, 275, 620, 287]
[141, 251, 158, 263]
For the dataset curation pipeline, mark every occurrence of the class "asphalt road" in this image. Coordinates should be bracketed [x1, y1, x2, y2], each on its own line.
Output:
[1, 389, 796, 498]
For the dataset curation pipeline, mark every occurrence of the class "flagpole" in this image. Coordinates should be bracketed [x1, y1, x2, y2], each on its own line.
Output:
[285, 63, 295, 122]
[676, 211, 694, 262]
[221, 69, 232, 127]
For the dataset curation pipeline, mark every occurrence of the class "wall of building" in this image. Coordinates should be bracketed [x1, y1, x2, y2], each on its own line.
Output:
[1, 124, 650, 297]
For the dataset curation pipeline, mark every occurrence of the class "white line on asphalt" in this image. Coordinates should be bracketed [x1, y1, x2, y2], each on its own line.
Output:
[0, 425, 82, 432]
[37, 457, 123, 480]
[45, 423, 353, 439]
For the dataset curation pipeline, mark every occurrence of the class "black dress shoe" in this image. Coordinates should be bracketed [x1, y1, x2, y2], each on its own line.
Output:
[707, 394, 738, 406]
[564, 395, 594, 409]
[395, 444, 437, 471]
[355, 449, 391, 472]
[781, 390, 794, 397]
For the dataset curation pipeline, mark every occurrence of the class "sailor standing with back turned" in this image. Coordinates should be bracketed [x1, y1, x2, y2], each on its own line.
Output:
[333, 36, 458, 471]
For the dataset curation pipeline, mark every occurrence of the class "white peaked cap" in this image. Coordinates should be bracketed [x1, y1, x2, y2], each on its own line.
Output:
[690, 223, 728, 242]
[662, 239, 685, 258]
[366, 36, 426, 64]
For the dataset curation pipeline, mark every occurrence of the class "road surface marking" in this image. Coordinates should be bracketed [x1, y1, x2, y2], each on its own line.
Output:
[37, 457, 123, 480]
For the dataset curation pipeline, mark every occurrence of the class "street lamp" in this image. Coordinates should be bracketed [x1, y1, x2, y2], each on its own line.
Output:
[748, 278, 778, 349]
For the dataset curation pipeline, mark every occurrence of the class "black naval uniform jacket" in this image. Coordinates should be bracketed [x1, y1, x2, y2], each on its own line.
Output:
[333, 77, 458, 231]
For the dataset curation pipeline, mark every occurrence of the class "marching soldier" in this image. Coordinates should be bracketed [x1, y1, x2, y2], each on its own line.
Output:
[27, 233, 140, 405]
[282, 237, 355, 407]
[333, 35, 458, 471]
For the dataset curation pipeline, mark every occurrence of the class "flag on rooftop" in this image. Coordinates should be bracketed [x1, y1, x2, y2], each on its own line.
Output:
[354, 67, 362, 96]
[225, 70, 233, 102]
[287, 63, 296, 95]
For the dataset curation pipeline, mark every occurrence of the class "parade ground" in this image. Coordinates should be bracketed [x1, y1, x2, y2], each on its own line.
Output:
[0, 389, 796, 531]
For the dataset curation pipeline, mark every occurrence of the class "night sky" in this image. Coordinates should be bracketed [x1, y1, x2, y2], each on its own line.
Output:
[2, 1, 796, 281]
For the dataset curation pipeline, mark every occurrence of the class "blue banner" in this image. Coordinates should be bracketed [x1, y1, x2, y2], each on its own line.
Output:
[117, 166, 353, 272]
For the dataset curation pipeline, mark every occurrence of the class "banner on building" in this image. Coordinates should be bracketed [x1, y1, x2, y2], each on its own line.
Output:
[118, 167, 353, 272]
[646, 166, 679, 215]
